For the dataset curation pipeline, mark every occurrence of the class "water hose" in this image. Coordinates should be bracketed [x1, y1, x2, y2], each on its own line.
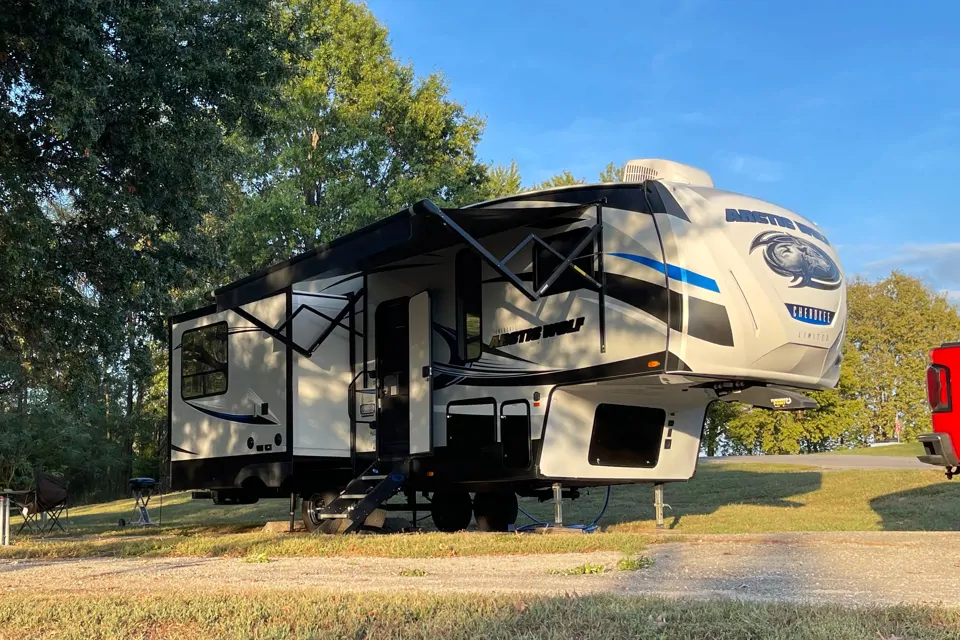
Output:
[515, 486, 611, 533]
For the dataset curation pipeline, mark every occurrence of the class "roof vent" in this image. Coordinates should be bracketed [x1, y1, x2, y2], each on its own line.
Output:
[622, 159, 714, 187]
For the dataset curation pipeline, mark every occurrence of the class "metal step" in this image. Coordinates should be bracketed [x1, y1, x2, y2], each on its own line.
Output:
[319, 513, 349, 519]
[339, 493, 368, 500]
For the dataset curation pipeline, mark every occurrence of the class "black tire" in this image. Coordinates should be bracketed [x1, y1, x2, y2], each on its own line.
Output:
[472, 491, 518, 532]
[430, 491, 473, 532]
[302, 491, 339, 534]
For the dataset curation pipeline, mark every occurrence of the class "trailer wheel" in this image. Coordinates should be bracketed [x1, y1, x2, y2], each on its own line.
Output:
[472, 491, 518, 532]
[430, 491, 473, 532]
[302, 491, 339, 534]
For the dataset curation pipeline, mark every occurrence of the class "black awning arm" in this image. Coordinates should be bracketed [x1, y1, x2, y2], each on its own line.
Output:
[596, 201, 606, 353]
[417, 199, 604, 303]
[533, 222, 603, 297]
[233, 305, 312, 358]
[419, 200, 539, 302]
[232, 288, 364, 358]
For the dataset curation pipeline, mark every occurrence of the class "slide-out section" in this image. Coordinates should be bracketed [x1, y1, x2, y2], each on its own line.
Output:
[291, 291, 360, 458]
[169, 293, 288, 490]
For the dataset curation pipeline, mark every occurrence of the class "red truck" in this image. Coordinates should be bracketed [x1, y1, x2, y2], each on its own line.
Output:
[920, 342, 960, 478]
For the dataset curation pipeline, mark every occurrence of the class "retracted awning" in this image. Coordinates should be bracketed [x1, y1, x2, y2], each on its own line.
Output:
[213, 199, 593, 311]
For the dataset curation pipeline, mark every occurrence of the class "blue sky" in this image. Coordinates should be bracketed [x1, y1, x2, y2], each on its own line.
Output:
[367, 0, 960, 298]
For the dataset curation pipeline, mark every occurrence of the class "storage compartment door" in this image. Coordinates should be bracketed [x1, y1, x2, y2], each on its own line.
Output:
[408, 291, 433, 455]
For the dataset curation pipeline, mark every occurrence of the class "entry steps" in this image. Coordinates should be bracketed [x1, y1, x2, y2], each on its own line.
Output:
[316, 461, 407, 534]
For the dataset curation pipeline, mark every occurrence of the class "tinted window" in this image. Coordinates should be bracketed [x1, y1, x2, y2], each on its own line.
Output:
[588, 404, 665, 467]
[181, 322, 228, 400]
[533, 228, 596, 295]
[456, 250, 482, 361]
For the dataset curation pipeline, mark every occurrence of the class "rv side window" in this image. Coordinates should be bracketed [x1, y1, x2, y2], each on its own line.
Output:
[456, 250, 483, 362]
[533, 228, 596, 295]
[588, 404, 665, 468]
[181, 322, 228, 400]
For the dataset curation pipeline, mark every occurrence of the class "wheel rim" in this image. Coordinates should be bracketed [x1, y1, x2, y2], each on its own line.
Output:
[305, 493, 327, 527]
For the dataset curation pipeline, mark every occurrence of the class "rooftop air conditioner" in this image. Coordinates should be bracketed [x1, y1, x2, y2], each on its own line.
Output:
[622, 159, 714, 188]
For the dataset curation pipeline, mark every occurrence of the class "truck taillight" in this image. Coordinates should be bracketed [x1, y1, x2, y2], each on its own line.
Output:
[927, 364, 951, 413]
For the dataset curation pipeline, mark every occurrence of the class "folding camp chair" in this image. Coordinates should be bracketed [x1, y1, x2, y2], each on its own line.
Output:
[14, 472, 69, 536]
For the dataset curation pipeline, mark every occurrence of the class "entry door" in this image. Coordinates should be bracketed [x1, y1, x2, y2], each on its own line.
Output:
[408, 291, 433, 455]
[375, 298, 410, 458]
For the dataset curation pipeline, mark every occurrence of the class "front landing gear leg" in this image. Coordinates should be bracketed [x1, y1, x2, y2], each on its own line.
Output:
[552, 482, 563, 527]
[654, 483, 672, 529]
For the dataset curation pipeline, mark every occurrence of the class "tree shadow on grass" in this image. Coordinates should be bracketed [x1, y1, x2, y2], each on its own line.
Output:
[519, 467, 823, 531]
[870, 480, 960, 531]
[656, 468, 822, 530]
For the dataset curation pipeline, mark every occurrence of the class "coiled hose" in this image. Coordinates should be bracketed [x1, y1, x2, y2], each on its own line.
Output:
[515, 486, 611, 533]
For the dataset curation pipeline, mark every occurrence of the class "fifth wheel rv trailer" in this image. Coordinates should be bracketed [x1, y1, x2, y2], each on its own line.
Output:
[168, 158, 847, 533]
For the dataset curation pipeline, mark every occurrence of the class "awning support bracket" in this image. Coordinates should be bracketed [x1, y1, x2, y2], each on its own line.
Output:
[232, 288, 365, 359]
[418, 199, 605, 301]
[417, 198, 607, 353]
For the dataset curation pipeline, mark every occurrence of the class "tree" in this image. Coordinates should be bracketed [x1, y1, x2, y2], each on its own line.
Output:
[482, 161, 523, 199]
[1, 0, 291, 492]
[701, 401, 739, 456]
[529, 170, 585, 192]
[720, 363, 865, 455]
[709, 271, 959, 454]
[843, 272, 960, 443]
[527, 161, 621, 191]
[598, 162, 623, 183]
[220, 0, 490, 275]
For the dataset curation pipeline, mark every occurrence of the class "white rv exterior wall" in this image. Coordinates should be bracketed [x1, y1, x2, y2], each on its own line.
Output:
[655, 182, 845, 388]
[291, 293, 354, 458]
[170, 293, 287, 462]
[291, 275, 371, 456]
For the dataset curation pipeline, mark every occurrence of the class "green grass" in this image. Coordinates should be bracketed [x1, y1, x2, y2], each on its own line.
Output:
[3, 463, 955, 559]
[0, 528, 650, 560]
[601, 463, 958, 534]
[1, 591, 957, 640]
[240, 551, 270, 563]
[399, 567, 427, 577]
[827, 442, 924, 457]
[616, 555, 655, 571]
[548, 562, 607, 575]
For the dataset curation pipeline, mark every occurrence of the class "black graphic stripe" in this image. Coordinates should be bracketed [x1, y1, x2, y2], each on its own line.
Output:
[687, 297, 735, 347]
[480, 270, 731, 347]
[452, 351, 694, 386]
[171, 444, 198, 455]
[604, 272, 675, 328]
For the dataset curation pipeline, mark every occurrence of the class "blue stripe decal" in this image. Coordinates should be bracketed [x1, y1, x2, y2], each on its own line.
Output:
[610, 253, 720, 293]
[186, 402, 278, 425]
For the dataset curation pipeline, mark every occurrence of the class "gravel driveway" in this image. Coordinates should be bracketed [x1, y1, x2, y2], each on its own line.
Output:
[3, 532, 958, 606]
